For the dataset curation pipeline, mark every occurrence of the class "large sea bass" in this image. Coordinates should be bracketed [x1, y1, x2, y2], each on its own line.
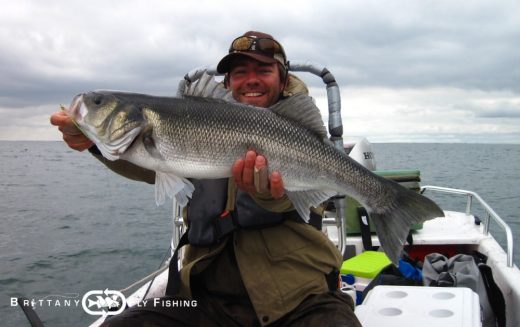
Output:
[65, 74, 443, 263]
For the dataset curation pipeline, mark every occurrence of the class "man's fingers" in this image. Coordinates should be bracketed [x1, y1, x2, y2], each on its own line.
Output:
[254, 155, 268, 193]
[234, 151, 284, 198]
[232, 158, 245, 187]
[270, 171, 285, 199]
[51, 111, 83, 135]
[51, 110, 93, 151]
[49, 110, 68, 126]
[242, 150, 256, 187]
[58, 125, 83, 136]
[254, 155, 267, 169]
[69, 140, 94, 152]
[254, 166, 269, 194]
[236, 150, 256, 193]
[62, 133, 93, 151]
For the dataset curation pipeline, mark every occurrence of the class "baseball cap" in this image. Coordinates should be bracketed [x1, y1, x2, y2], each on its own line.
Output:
[216, 31, 287, 74]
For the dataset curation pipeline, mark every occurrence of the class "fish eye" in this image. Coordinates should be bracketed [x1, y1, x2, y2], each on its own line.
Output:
[93, 94, 103, 105]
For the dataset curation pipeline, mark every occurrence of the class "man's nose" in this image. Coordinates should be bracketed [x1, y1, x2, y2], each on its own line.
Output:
[244, 71, 261, 85]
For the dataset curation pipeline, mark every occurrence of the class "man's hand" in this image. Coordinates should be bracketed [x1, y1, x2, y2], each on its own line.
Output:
[50, 110, 93, 151]
[232, 150, 285, 199]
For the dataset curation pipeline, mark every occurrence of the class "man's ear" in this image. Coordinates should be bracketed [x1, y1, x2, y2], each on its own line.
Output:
[224, 74, 230, 88]
[280, 74, 289, 93]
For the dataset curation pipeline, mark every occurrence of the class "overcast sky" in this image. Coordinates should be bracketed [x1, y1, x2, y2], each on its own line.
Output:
[1, 0, 519, 143]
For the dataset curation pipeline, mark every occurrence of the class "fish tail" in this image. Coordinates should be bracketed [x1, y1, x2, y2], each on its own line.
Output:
[368, 185, 444, 264]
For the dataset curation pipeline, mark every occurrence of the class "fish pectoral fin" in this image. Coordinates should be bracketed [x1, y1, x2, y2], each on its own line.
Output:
[155, 172, 195, 207]
[285, 189, 337, 222]
[142, 125, 163, 159]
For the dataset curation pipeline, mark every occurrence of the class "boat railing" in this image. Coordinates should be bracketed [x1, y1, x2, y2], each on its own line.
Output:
[421, 185, 514, 268]
[171, 199, 184, 259]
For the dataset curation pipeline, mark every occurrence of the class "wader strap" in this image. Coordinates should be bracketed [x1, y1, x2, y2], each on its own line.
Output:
[217, 210, 236, 237]
[357, 207, 374, 251]
[165, 231, 190, 296]
[406, 231, 414, 246]
[226, 178, 237, 212]
[326, 268, 340, 291]
[358, 207, 412, 253]
[308, 210, 323, 230]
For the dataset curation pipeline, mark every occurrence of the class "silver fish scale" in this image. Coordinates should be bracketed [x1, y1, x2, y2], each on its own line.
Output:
[141, 96, 394, 209]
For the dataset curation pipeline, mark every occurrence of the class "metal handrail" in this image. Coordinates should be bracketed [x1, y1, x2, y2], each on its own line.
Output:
[288, 61, 346, 255]
[421, 185, 514, 267]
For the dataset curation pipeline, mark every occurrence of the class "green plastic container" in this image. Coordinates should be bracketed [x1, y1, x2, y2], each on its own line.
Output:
[344, 169, 423, 235]
[340, 251, 391, 279]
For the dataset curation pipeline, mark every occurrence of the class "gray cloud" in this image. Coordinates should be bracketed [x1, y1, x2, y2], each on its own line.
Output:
[0, 0, 519, 142]
[477, 108, 520, 119]
[286, 1, 520, 90]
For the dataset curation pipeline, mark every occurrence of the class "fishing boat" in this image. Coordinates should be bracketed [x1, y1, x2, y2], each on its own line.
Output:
[68, 63, 520, 326]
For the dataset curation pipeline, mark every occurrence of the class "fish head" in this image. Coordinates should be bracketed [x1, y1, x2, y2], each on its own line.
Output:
[67, 91, 144, 160]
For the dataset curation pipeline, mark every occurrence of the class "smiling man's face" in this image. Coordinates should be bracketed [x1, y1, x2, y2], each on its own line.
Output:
[227, 58, 285, 108]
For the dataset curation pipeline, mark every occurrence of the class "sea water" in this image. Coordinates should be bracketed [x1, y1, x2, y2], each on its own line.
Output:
[1, 141, 519, 326]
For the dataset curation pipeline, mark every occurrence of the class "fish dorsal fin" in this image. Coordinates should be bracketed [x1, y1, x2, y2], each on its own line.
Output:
[181, 72, 235, 103]
[269, 94, 327, 139]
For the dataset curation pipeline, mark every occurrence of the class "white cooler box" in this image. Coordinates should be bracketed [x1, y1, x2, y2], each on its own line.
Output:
[355, 285, 481, 327]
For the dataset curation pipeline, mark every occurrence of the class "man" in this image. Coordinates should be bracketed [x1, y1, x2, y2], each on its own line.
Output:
[50, 31, 361, 327]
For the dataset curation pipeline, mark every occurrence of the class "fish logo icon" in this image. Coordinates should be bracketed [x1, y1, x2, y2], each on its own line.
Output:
[82, 289, 126, 316]
[88, 295, 120, 309]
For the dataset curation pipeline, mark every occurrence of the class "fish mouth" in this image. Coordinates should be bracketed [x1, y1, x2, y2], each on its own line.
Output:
[68, 93, 87, 122]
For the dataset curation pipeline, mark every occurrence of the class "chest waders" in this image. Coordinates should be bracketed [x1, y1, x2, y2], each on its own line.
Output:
[165, 178, 319, 295]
